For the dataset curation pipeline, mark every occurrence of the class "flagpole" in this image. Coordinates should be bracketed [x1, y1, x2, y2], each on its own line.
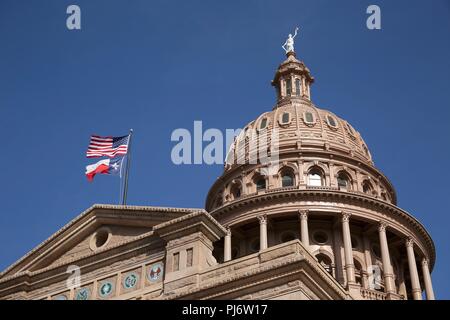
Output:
[122, 129, 133, 205]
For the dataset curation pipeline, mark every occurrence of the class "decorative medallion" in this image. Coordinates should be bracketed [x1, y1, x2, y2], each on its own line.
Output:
[147, 263, 163, 282]
[99, 281, 114, 297]
[53, 294, 68, 300]
[75, 288, 90, 300]
[123, 273, 139, 289]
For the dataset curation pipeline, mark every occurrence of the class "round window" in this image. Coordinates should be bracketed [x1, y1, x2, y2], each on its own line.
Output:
[313, 231, 329, 244]
[90, 227, 111, 251]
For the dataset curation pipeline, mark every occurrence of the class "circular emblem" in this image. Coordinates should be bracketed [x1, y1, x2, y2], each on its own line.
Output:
[75, 288, 90, 300]
[99, 282, 113, 297]
[123, 273, 138, 289]
[147, 263, 163, 282]
[53, 294, 68, 300]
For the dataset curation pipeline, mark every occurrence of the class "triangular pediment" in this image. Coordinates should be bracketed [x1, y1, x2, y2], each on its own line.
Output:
[0, 204, 201, 278]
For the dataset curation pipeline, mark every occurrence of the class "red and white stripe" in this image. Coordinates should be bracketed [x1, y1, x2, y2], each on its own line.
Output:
[86, 135, 128, 158]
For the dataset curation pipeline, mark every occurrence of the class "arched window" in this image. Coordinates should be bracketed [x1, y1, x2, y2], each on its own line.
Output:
[282, 174, 294, 187]
[286, 78, 292, 96]
[362, 180, 374, 195]
[256, 177, 266, 191]
[337, 172, 351, 191]
[308, 168, 323, 186]
[295, 78, 301, 96]
[316, 253, 333, 275]
[354, 259, 363, 286]
[280, 168, 295, 188]
[230, 183, 242, 200]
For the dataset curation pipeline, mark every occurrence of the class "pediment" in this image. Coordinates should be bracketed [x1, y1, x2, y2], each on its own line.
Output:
[0, 204, 200, 278]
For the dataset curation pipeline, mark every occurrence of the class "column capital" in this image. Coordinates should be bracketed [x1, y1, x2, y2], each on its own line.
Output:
[421, 258, 429, 267]
[225, 227, 232, 236]
[378, 221, 388, 233]
[298, 210, 309, 220]
[258, 214, 267, 224]
[341, 211, 351, 223]
[405, 237, 414, 248]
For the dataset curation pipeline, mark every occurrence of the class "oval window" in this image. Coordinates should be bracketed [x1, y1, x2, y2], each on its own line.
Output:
[259, 118, 268, 130]
[313, 231, 329, 244]
[281, 112, 290, 124]
[304, 112, 315, 124]
[327, 115, 337, 128]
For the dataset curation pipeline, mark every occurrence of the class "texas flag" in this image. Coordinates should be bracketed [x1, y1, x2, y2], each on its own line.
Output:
[85, 157, 123, 182]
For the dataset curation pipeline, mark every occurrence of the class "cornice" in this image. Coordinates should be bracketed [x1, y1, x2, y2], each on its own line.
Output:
[165, 241, 349, 300]
[0, 230, 162, 293]
[209, 188, 435, 269]
[0, 204, 201, 278]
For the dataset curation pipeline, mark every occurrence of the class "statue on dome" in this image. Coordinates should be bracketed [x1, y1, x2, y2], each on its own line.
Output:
[282, 27, 299, 54]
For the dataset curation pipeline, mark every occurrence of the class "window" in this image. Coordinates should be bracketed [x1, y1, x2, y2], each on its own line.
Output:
[304, 112, 315, 124]
[231, 183, 242, 199]
[337, 172, 351, 191]
[363, 181, 373, 194]
[173, 252, 180, 271]
[286, 78, 292, 96]
[316, 254, 332, 275]
[186, 248, 193, 267]
[281, 173, 294, 187]
[354, 260, 363, 286]
[307, 168, 323, 186]
[259, 118, 268, 130]
[346, 123, 355, 135]
[256, 178, 266, 191]
[326, 115, 338, 128]
[295, 78, 301, 96]
[281, 112, 290, 124]
[313, 231, 329, 244]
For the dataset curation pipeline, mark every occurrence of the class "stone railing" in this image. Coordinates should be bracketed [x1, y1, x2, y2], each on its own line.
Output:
[360, 288, 387, 300]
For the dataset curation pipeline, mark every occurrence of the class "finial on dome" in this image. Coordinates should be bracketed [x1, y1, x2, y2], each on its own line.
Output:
[282, 27, 300, 55]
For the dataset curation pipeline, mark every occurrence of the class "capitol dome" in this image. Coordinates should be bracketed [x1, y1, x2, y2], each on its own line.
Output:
[205, 50, 435, 300]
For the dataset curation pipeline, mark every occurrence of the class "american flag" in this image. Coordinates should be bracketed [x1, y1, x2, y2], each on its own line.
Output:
[86, 135, 129, 158]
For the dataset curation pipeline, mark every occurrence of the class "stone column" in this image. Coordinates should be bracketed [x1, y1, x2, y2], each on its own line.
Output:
[341, 212, 356, 285]
[301, 77, 306, 97]
[421, 258, 435, 300]
[258, 215, 268, 251]
[298, 210, 310, 248]
[224, 227, 232, 262]
[378, 222, 396, 294]
[406, 238, 422, 300]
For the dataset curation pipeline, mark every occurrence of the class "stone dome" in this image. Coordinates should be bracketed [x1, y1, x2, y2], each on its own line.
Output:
[207, 51, 395, 211]
[203, 49, 435, 301]
[224, 101, 373, 173]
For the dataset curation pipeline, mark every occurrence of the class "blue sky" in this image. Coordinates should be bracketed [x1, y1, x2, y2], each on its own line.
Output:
[0, 0, 449, 298]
